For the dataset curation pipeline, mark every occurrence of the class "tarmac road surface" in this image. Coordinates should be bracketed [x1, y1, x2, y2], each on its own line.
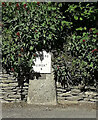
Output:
[1, 102, 97, 118]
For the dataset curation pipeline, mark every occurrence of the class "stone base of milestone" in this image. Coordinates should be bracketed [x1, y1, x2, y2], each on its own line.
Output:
[27, 73, 57, 105]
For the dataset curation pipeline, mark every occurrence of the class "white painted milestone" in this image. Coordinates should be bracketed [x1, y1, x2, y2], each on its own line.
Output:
[32, 50, 51, 73]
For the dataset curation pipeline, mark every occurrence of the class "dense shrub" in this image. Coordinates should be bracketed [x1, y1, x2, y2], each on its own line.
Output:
[53, 2, 98, 87]
[69, 29, 98, 86]
[2, 2, 98, 87]
[2, 2, 66, 84]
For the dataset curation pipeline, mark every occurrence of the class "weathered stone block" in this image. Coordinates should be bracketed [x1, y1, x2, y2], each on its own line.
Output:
[94, 96, 98, 99]
[8, 95, 20, 98]
[23, 87, 28, 89]
[65, 96, 82, 101]
[57, 88, 67, 93]
[0, 84, 16, 87]
[27, 74, 57, 105]
[2, 80, 16, 83]
[89, 99, 97, 102]
[1, 86, 14, 90]
[85, 91, 94, 95]
[4, 98, 16, 101]
[9, 83, 18, 86]
[57, 96, 66, 100]
[22, 92, 27, 95]
[24, 83, 29, 86]
[0, 100, 9, 103]
[71, 89, 81, 93]
[56, 82, 61, 87]
[84, 98, 90, 101]
[71, 93, 79, 96]
[1, 77, 8, 80]
[0, 96, 3, 99]
[59, 92, 72, 97]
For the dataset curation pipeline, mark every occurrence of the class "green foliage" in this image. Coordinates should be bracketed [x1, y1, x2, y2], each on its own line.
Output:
[2, 2, 98, 88]
[52, 46, 72, 87]
[64, 2, 98, 35]
[69, 29, 98, 86]
[52, 2, 98, 87]
[2, 2, 66, 82]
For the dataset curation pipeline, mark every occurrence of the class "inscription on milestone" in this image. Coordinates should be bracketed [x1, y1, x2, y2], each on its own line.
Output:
[32, 50, 51, 73]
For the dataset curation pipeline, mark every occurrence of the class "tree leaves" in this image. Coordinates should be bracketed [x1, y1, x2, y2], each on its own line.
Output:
[2, 2, 65, 80]
[74, 16, 78, 20]
[70, 30, 97, 86]
[30, 46, 34, 51]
